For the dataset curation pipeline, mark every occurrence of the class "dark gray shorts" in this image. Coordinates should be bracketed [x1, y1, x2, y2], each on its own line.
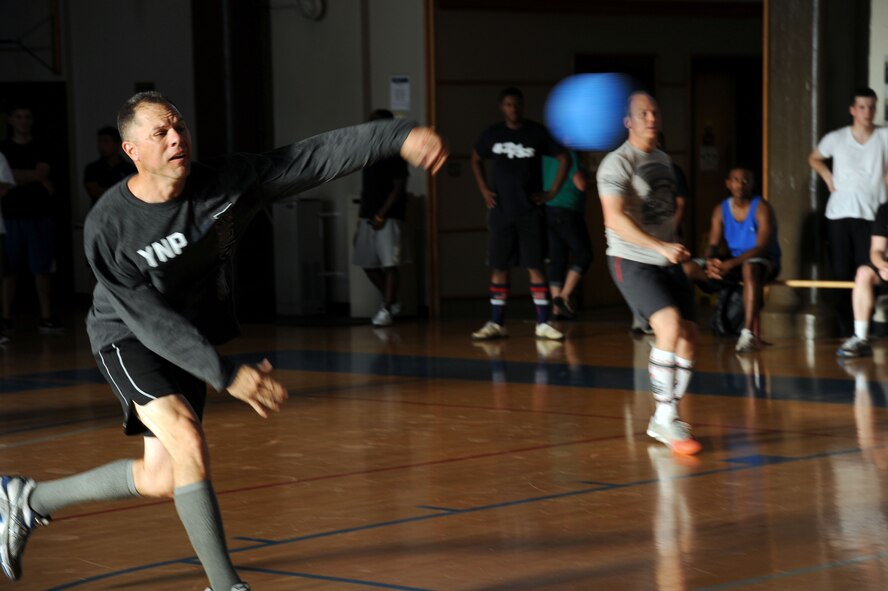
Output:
[608, 256, 696, 323]
[95, 338, 206, 436]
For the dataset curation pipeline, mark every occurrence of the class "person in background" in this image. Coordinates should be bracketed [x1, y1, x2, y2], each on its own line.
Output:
[84, 125, 135, 205]
[543, 150, 591, 320]
[352, 109, 409, 327]
[471, 87, 569, 341]
[683, 166, 780, 353]
[0, 103, 63, 334]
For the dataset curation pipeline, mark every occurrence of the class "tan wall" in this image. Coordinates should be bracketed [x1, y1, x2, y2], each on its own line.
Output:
[433, 8, 762, 302]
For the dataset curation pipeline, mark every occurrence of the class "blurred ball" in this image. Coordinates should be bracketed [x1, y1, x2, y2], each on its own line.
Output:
[545, 73, 634, 151]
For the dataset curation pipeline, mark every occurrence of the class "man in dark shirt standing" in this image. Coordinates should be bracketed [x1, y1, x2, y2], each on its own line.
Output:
[0, 91, 447, 591]
[0, 104, 62, 333]
[353, 109, 409, 327]
[83, 125, 135, 206]
[470, 87, 569, 341]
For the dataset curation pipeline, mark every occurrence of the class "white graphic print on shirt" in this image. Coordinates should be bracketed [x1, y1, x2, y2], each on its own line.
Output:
[136, 232, 188, 268]
[492, 142, 535, 159]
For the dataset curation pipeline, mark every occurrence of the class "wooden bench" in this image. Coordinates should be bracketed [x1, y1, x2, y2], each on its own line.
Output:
[772, 279, 854, 289]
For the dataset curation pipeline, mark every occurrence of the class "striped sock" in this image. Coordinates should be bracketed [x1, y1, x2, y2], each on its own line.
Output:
[531, 283, 550, 324]
[649, 347, 676, 423]
[674, 355, 693, 401]
[490, 283, 508, 325]
[673, 355, 693, 412]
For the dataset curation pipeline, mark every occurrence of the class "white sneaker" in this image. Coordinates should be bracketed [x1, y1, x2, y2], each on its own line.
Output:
[371, 307, 393, 327]
[472, 321, 507, 340]
[646, 416, 702, 455]
[735, 328, 757, 353]
[535, 322, 565, 340]
[837, 335, 872, 358]
[204, 584, 250, 591]
[0, 476, 48, 581]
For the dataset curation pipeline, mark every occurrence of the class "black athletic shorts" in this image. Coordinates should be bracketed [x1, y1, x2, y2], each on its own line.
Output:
[608, 255, 696, 323]
[95, 338, 207, 436]
[488, 208, 546, 270]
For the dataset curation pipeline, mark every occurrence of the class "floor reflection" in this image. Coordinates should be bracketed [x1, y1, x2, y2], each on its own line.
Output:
[649, 447, 699, 591]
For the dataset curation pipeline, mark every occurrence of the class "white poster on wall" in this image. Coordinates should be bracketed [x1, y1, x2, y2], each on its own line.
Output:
[390, 75, 411, 112]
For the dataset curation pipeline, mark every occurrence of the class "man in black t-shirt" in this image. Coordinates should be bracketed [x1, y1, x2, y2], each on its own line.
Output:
[0, 105, 62, 333]
[352, 109, 409, 327]
[83, 125, 135, 205]
[470, 87, 569, 341]
[837, 201, 888, 357]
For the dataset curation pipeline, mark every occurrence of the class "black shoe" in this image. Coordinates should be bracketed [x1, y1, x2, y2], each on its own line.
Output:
[38, 317, 64, 335]
[552, 296, 576, 320]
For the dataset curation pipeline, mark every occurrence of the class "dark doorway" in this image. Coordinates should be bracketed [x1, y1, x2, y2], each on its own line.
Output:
[690, 56, 762, 256]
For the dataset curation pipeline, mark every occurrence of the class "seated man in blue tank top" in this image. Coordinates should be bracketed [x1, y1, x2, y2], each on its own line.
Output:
[684, 166, 781, 353]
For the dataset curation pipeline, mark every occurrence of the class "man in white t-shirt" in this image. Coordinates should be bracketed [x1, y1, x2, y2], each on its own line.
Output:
[810, 87, 888, 334]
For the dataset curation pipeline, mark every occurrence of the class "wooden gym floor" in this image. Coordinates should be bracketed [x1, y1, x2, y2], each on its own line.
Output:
[2, 310, 888, 590]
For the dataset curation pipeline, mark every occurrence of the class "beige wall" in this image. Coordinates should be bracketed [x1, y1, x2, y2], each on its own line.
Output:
[434, 8, 761, 300]
[270, 0, 428, 305]
[870, 0, 888, 125]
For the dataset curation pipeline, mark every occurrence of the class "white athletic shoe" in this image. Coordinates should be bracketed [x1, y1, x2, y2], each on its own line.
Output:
[535, 322, 565, 341]
[204, 584, 250, 591]
[472, 321, 508, 340]
[646, 417, 702, 455]
[837, 335, 872, 358]
[0, 476, 48, 581]
[371, 307, 393, 327]
[735, 329, 757, 353]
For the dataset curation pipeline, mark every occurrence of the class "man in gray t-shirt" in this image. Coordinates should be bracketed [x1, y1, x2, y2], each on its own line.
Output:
[0, 91, 448, 590]
[596, 91, 700, 455]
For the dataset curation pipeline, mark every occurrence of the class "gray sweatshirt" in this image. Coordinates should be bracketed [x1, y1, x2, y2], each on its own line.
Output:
[84, 119, 415, 392]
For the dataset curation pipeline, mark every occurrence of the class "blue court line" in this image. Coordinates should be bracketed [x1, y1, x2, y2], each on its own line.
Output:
[0, 348, 876, 407]
[236, 566, 435, 590]
[48, 445, 870, 590]
[415, 505, 459, 513]
[235, 349, 877, 406]
[235, 536, 278, 544]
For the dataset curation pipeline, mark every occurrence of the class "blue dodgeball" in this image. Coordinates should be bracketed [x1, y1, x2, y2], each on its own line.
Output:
[545, 73, 634, 151]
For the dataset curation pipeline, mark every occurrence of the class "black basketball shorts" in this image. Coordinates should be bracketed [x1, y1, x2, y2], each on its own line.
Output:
[95, 338, 207, 436]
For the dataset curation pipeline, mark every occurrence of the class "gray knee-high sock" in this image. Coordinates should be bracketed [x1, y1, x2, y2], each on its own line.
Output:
[174, 481, 240, 591]
[29, 459, 139, 518]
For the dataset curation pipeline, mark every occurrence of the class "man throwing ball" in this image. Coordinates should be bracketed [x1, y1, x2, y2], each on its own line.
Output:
[0, 91, 447, 590]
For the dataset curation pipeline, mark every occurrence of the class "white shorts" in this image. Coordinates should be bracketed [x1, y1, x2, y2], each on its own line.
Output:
[353, 218, 403, 268]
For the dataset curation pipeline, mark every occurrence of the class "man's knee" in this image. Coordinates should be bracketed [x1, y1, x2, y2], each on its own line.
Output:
[135, 455, 175, 498]
[136, 399, 208, 473]
[649, 307, 681, 334]
[855, 265, 878, 286]
[742, 261, 765, 283]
